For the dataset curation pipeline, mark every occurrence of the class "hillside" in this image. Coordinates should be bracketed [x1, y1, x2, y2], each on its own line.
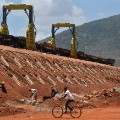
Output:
[0, 45, 120, 117]
[39, 14, 120, 66]
[0, 45, 120, 91]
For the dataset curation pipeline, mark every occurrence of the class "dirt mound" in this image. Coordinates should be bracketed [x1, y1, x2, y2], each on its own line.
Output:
[91, 88, 120, 107]
[0, 104, 25, 117]
[0, 45, 120, 116]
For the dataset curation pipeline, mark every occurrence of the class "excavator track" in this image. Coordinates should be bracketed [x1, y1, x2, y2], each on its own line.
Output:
[0, 33, 115, 66]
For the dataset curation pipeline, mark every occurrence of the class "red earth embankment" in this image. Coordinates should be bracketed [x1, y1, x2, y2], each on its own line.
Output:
[0, 45, 120, 118]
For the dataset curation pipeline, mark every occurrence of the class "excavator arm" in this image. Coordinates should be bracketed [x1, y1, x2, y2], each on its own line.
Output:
[48, 23, 77, 58]
[0, 4, 36, 49]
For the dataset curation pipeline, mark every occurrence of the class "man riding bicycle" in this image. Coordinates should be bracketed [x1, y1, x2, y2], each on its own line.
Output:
[52, 86, 82, 118]
[61, 86, 74, 113]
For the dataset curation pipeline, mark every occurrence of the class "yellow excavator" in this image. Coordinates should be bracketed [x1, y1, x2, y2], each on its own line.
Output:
[48, 23, 77, 58]
[0, 4, 36, 49]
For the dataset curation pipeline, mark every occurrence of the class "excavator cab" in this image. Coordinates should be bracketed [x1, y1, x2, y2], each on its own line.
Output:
[0, 4, 36, 49]
[48, 23, 77, 58]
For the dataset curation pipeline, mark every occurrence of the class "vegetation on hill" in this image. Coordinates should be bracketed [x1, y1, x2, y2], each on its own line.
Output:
[39, 15, 120, 66]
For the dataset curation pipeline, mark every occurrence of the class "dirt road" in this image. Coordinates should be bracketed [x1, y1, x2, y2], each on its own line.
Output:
[0, 107, 120, 120]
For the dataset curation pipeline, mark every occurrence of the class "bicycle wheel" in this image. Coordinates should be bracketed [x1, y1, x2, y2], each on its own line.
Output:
[52, 106, 63, 118]
[70, 106, 82, 118]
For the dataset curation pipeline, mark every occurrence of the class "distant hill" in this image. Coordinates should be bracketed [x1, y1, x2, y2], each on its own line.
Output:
[38, 14, 120, 67]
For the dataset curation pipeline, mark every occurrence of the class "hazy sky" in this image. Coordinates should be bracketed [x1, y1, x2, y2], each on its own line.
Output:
[0, 0, 120, 41]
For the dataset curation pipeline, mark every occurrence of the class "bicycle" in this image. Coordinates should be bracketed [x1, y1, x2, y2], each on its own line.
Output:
[52, 99, 82, 118]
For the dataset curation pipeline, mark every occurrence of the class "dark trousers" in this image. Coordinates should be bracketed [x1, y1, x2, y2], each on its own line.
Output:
[43, 91, 58, 101]
[51, 91, 58, 98]
[65, 99, 74, 112]
[43, 96, 51, 101]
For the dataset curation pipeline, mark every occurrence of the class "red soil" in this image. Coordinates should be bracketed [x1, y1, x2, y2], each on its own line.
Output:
[0, 45, 120, 119]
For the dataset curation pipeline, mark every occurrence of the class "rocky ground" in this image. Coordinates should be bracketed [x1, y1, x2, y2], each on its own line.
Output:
[0, 45, 120, 119]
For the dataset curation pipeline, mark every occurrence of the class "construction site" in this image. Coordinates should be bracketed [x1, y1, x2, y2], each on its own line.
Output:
[0, 4, 120, 120]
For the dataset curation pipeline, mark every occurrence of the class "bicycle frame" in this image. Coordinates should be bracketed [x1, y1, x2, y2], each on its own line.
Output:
[55, 99, 65, 106]
[52, 99, 82, 118]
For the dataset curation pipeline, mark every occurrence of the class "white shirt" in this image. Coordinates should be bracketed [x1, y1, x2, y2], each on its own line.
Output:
[31, 89, 37, 94]
[65, 90, 74, 100]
